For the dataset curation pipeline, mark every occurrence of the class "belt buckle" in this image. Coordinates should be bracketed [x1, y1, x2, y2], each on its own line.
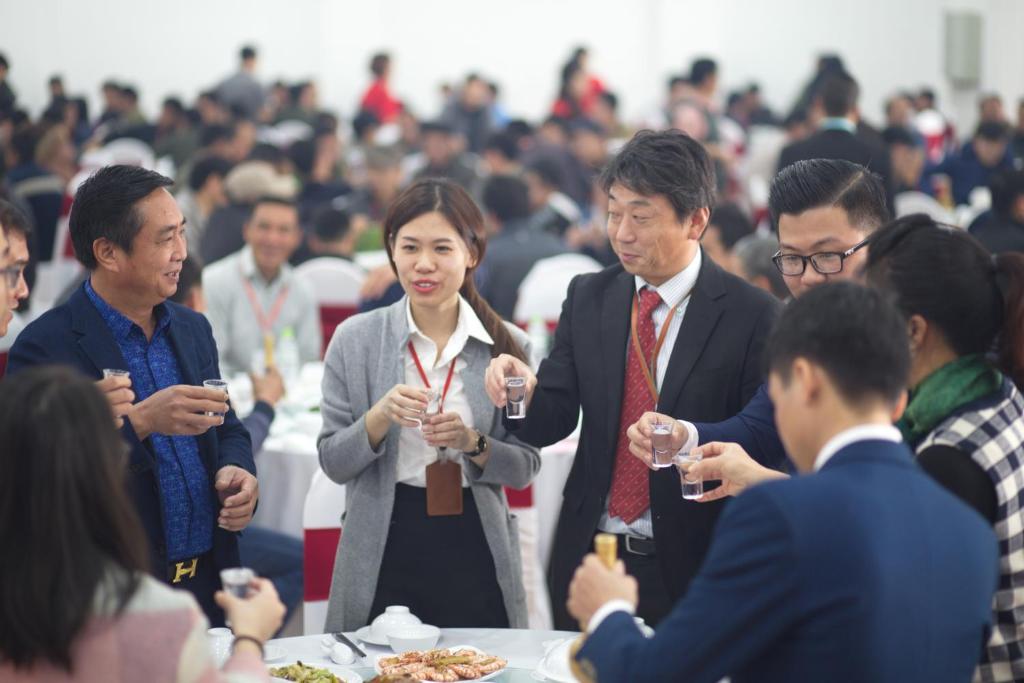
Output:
[172, 557, 199, 583]
[624, 535, 652, 557]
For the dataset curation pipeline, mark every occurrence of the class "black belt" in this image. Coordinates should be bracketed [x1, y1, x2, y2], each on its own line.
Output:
[618, 533, 656, 557]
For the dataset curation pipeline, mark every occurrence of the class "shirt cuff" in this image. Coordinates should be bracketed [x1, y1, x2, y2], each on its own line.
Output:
[587, 599, 636, 633]
[676, 419, 699, 453]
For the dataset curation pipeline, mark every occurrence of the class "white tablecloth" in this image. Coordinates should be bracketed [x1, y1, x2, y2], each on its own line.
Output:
[268, 627, 579, 682]
[241, 364, 580, 630]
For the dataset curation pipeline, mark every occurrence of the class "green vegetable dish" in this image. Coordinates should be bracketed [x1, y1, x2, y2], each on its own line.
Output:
[270, 661, 344, 682]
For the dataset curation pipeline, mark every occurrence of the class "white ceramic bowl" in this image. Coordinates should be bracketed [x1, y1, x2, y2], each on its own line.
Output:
[386, 623, 441, 652]
[370, 605, 421, 642]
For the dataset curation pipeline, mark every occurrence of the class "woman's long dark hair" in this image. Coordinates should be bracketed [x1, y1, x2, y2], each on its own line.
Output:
[0, 367, 149, 671]
[865, 213, 1024, 389]
[383, 178, 529, 364]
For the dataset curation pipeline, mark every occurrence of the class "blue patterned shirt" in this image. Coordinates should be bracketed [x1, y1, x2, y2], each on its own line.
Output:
[85, 280, 214, 561]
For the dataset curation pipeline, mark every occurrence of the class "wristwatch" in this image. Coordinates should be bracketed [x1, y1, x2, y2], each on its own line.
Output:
[464, 430, 488, 456]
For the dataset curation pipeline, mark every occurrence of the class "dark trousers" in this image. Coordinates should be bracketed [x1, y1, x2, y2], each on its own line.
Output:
[369, 484, 509, 628]
[596, 533, 674, 628]
[166, 551, 224, 626]
[239, 526, 304, 632]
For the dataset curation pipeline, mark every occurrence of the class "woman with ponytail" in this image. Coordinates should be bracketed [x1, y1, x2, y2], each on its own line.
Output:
[317, 179, 539, 632]
[865, 214, 1024, 680]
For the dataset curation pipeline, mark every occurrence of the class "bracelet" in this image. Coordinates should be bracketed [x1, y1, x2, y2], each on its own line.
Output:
[231, 634, 264, 657]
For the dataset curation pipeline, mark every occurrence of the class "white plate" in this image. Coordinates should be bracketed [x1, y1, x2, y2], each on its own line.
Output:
[270, 662, 363, 683]
[374, 645, 506, 682]
[355, 625, 391, 647]
[263, 644, 286, 662]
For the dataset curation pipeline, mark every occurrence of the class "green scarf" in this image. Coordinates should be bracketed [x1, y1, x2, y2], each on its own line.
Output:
[897, 354, 1003, 445]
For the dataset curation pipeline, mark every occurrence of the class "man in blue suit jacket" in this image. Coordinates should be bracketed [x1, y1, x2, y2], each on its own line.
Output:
[628, 158, 892, 471]
[568, 283, 997, 683]
[7, 165, 257, 626]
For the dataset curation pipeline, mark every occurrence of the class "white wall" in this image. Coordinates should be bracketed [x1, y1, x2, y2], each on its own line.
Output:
[1, 0, 1019, 133]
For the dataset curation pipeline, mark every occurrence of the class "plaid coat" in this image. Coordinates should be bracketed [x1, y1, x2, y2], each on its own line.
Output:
[917, 378, 1024, 682]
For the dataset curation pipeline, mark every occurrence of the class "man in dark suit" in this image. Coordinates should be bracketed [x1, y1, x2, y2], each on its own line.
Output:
[778, 72, 894, 208]
[485, 130, 781, 628]
[568, 283, 998, 683]
[7, 165, 258, 626]
[628, 158, 891, 471]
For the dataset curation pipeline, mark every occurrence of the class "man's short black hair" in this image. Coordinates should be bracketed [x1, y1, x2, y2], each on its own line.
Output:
[200, 123, 234, 149]
[600, 129, 715, 220]
[162, 97, 186, 117]
[765, 281, 909, 406]
[352, 109, 380, 140]
[881, 126, 921, 149]
[818, 72, 859, 117]
[976, 121, 1010, 142]
[312, 206, 351, 242]
[525, 157, 565, 193]
[0, 199, 32, 239]
[689, 58, 717, 87]
[188, 156, 233, 193]
[989, 169, 1024, 218]
[69, 165, 174, 270]
[769, 158, 890, 233]
[288, 139, 317, 177]
[483, 131, 519, 162]
[420, 120, 454, 136]
[169, 256, 203, 305]
[482, 175, 531, 223]
[120, 86, 138, 104]
[240, 45, 257, 62]
[599, 91, 618, 111]
[708, 203, 754, 249]
[370, 52, 390, 78]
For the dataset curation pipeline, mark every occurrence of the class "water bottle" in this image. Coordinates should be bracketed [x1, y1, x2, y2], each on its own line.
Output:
[527, 315, 550, 370]
[276, 326, 301, 387]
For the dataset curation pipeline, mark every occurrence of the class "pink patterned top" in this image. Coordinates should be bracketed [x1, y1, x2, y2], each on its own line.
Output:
[0, 572, 270, 683]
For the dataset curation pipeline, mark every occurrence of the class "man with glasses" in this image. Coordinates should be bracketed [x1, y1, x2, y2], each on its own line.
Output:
[627, 158, 890, 468]
[0, 218, 12, 339]
[0, 201, 32, 339]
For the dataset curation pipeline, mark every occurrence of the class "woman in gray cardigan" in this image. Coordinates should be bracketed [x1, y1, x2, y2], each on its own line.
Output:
[318, 179, 541, 632]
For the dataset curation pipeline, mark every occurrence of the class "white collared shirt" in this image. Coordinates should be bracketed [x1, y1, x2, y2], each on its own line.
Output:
[396, 295, 494, 486]
[814, 423, 903, 471]
[203, 245, 322, 375]
[599, 250, 703, 539]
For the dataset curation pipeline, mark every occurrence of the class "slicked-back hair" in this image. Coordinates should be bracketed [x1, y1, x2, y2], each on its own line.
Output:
[769, 158, 890, 233]
[766, 281, 910, 407]
[819, 72, 859, 117]
[69, 165, 174, 270]
[600, 129, 716, 220]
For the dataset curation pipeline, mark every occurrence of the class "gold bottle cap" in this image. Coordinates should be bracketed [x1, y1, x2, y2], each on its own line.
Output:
[594, 533, 617, 569]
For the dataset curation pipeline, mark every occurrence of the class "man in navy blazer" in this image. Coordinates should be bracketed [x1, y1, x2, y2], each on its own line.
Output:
[628, 158, 892, 471]
[568, 283, 998, 683]
[7, 165, 257, 626]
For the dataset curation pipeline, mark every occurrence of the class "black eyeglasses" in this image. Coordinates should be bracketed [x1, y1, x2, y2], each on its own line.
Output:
[772, 238, 870, 276]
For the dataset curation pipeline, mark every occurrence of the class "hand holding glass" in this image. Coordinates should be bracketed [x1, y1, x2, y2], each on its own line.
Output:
[220, 567, 255, 598]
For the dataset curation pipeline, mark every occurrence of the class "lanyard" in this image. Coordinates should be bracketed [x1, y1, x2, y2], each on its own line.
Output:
[240, 265, 290, 335]
[629, 292, 678, 405]
[407, 341, 457, 410]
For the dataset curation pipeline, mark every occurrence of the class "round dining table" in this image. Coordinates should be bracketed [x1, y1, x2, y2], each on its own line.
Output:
[267, 627, 580, 682]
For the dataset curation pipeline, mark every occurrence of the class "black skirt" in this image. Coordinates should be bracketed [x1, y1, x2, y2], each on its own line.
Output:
[368, 483, 510, 628]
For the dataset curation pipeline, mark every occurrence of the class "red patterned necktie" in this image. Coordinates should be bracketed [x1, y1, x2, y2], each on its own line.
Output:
[607, 287, 663, 523]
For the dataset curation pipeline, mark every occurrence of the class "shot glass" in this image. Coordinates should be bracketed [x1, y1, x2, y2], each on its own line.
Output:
[102, 368, 130, 380]
[410, 388, 438, 429]
[650, 420, 675, 469]
[505, 376, 527, 420]
[203, 379, 229, 417]
[219, 567, 255, 599]
[207, 627, 234, 667]
[675, 451, 704, 500]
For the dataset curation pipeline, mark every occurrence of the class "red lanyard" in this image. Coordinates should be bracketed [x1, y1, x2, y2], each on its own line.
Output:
[629, 292, 678, 404]
[407, 341, 457, 410]
[240, 265, 290, 334]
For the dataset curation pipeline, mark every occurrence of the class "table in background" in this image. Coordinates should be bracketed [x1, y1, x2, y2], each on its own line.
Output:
[268, 628, 578, 682]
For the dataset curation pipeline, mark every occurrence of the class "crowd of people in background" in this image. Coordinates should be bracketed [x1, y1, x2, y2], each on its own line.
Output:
[2, 46, 1023, 330]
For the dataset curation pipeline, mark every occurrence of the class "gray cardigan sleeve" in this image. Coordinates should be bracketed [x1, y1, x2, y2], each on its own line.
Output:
[317, 324, 387, 484]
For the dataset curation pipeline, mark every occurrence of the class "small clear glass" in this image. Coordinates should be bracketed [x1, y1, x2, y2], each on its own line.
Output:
[207, 627, 233, 666]
[650, 420, 675, 469]
[219, 567, 255, 598]
[102, 368, 130, 380]
[675, 451, 704, 500]
[505, 376, 527, 419]
[203, 379, 229, 417]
